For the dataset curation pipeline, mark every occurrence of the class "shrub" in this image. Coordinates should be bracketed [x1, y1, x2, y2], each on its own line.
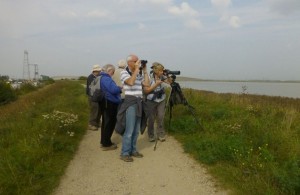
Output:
[0, 81, 17, 105]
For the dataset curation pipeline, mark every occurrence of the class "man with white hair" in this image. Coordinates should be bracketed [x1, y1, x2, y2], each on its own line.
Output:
[99, 64, 122, 150]
[86, 64, 102, 130]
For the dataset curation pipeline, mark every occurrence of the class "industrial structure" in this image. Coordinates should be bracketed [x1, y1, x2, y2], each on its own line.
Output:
[22, 50, 39, 81]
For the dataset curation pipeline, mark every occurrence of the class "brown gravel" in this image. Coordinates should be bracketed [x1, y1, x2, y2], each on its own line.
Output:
[53, 130, 228, 195]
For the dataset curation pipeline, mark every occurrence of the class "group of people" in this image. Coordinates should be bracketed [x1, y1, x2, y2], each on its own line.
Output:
[86, 54, 170, 162]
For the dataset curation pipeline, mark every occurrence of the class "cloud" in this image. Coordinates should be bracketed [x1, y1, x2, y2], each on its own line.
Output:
[185, 18, 202, 29]
[211, 0, 241, 28]
[266, 0, 300, 15]
[86, 10, 111, 18]
[211, 0, 231, 7]
[138, 22, 146, 30]
[59, 10, 78, 19]
[119, 0, 172, 5]
[140, 0, 172, 5]
[167, 2, 202, 29]
[168, 2, 199, 17]
[229, 16, 241, 28]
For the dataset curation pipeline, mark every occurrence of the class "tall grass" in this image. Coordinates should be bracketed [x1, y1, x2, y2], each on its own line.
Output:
[1, 81, 299, 194]
[0, 80, 89, 195]
[167, 89, 300, 195]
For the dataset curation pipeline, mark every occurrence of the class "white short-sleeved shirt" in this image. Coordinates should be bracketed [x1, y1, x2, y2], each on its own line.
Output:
[120, 68, 144, 98]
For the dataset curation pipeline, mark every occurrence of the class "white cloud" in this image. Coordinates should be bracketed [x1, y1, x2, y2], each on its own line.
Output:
[86, 10, 111, 18]
[185, 18, 202, 29]
[140, 0, 172, 5]
[266, 0, 300, 15]
[168, 2, 199, 17]
[167, 2, 201, 29]
[138, 22, 146, 30]
[211, 0, 241, 28]
[211, 0, 231, 8]
[229, 16, 241, 28]
[59, 10, 78, 19]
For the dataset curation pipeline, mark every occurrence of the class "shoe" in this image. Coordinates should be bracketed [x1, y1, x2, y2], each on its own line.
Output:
[131, 151, 143, 158]
[149, 137, 155, 142]
[102, 144, 117, 151]
[121, 155, 133, 162]
[158, 136, 166, 142]
[88, 125, 98, 131]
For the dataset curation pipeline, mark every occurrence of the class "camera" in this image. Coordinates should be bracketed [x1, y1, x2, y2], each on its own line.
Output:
[140, 60, 148, 68]
[163, 69, 181, 76]
[160, 75, 168, 81]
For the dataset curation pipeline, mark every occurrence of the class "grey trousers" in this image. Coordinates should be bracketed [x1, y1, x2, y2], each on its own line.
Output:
[88, 96, 102, 127]
[147, 100, 166, 138]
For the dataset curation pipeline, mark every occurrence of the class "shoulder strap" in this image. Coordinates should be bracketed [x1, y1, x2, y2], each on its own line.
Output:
[126, 67, 132, 76]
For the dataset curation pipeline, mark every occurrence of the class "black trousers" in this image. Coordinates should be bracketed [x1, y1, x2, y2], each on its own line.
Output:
[100, 100, 118, 147]
[88, 96, 102, 127]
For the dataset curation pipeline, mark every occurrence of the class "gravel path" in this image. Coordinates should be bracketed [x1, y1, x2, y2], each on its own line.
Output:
[53, 130, 228, 195]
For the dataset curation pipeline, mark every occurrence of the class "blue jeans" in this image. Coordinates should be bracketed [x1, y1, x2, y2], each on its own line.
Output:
[121, 104, 141, 156]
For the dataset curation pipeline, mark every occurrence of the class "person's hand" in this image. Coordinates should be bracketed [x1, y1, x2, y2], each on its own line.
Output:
[134, 60, 140, 74]
[155, 77, 163, 85]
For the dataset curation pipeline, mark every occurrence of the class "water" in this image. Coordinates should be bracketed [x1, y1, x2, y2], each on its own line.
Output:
[178, 81, 300, 99]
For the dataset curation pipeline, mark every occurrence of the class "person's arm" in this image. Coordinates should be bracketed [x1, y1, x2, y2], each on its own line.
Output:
[124, 61, 140, 86]
[107, 79, 122, 95]
[143, 78, 163, 94]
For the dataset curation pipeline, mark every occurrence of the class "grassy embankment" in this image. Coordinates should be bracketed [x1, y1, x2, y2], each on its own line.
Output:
[0, 80, 88, 194]
[168, 88, 300, 195]
[1, 80, 299, 194]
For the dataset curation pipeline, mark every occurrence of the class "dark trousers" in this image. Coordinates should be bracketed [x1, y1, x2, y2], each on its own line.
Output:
[100, 100, 118, 147]
[88, 97, 102, 127]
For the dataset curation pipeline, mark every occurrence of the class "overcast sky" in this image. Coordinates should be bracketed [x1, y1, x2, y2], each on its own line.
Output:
[0, 0, 299, 80]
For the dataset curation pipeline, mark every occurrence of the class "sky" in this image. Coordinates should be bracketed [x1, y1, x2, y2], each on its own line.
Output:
[0, 0, 299, 80]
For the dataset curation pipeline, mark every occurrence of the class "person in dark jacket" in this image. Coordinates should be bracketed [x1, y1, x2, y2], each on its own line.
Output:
[100, 64, 122, 151]
[86, 64, 102, 131]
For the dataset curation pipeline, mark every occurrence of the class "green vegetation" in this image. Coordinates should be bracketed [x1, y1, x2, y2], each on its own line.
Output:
[1, 80, 299, 194]
[167, 89, 300, 195]
[0, 81, 17, 105]
[0, 80, 88, 194]
[0, 77, 55, 105]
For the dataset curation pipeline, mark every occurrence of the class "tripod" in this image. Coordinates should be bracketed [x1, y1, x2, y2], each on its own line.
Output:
[165, 78, 202, 127]
[154, 76, 204, 151]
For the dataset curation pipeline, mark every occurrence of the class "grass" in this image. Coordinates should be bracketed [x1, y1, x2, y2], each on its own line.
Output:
[1, 80, 299, 194]
[0, 80, 89, 195]
[167, 89, 300, 195]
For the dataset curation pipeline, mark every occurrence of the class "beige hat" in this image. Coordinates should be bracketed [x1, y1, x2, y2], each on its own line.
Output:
[92, 64, 101, 72]
[118, 59, 126, 68]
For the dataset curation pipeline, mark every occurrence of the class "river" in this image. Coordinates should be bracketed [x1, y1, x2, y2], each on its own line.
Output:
[178, 81, 300, 99]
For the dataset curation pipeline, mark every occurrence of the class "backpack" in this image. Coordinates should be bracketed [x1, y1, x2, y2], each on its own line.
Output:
[89, 76, 104, 102]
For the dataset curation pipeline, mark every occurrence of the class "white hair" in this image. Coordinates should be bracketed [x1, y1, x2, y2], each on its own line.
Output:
[102, 64, 115, 73]
[127, 55, 133, 62]
[118, 59, 126, 68]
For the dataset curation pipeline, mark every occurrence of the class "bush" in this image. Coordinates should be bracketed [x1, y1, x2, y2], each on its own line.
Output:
[0, 81, 17, 105]
[15, 83, 38, 95]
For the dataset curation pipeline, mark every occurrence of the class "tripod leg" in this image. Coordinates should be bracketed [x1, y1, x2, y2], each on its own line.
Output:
[186, 104, 205, 131]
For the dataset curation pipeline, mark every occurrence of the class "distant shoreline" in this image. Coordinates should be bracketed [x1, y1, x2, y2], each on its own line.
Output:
[50, 75, 300, 83]
[176, 77, 300, 83]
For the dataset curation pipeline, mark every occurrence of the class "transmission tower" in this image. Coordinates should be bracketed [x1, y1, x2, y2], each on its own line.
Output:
[33, 64, 39, 81]
[23, 50, 30, 80]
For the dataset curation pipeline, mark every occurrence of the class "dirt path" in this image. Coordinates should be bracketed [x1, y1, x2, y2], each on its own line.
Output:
[53, 130, 228, 195]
